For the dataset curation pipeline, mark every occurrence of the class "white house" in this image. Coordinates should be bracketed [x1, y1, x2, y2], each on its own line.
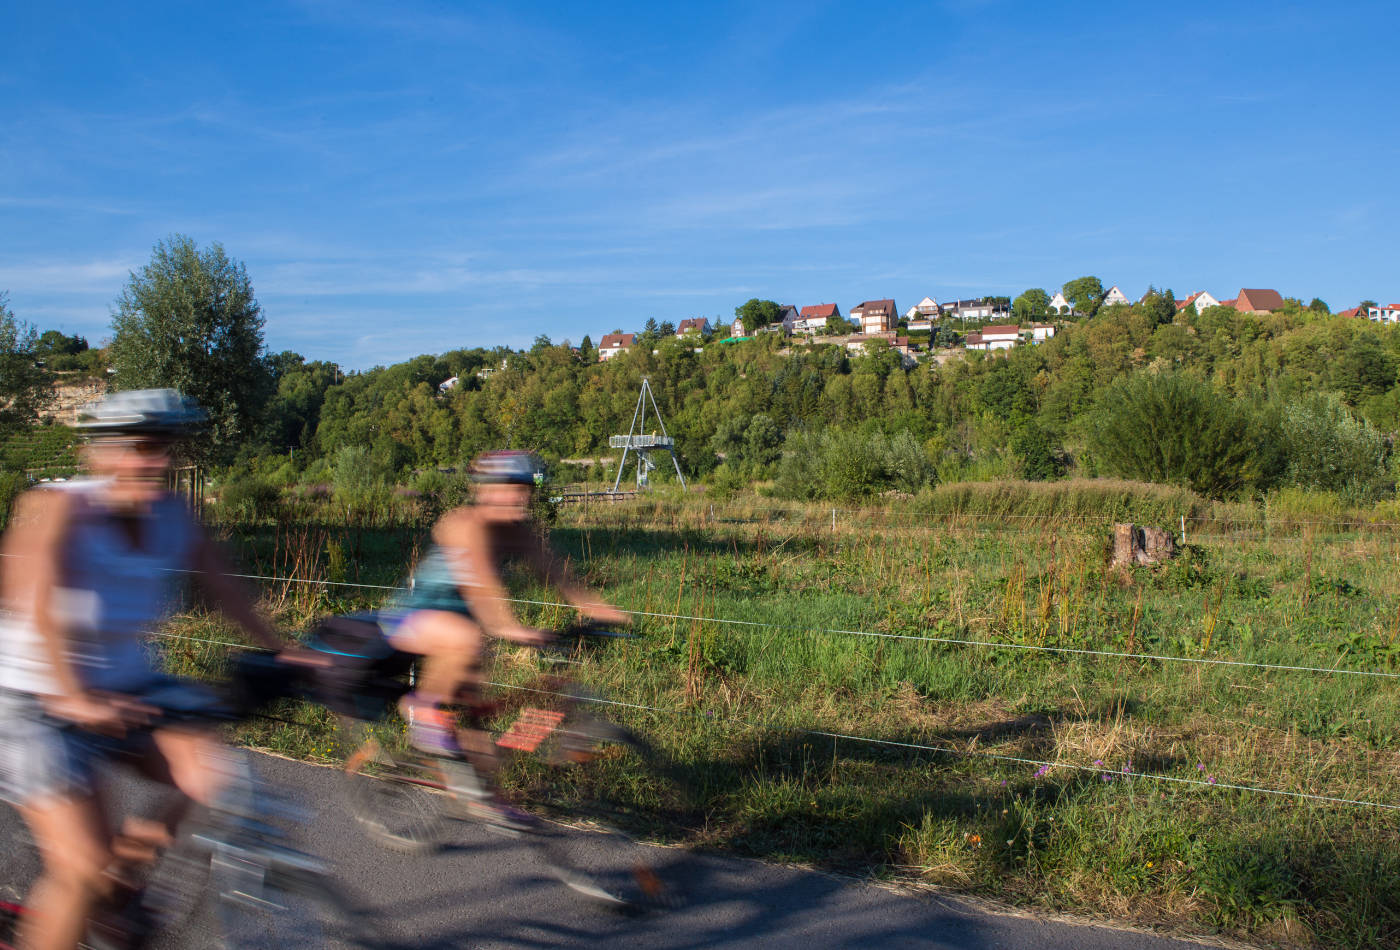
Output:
[1176, 291, 1221, 315]
[964, 325, 1021, 351]
[598, 332, 635, 360]
[796, 303, 841, 333]
[438, 376, 460, 392]
[903, 296, 939, 320]
[676, 317, 711, 336]
[907, 317, 934, 333]
[1368, 304, 1400, 324]
[1048, 291, 1073, 315]
[939, 298, 1007, 321]
[1102, 285, 1131, 307]
[1028, 324, 1055, 343]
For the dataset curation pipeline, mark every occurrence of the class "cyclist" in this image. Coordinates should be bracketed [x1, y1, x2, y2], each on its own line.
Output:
[0, 389, 312, 950]
[379, 450, 627, 821]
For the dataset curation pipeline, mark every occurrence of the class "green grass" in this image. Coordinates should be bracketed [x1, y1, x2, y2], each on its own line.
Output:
[161, 490, 1400, 948]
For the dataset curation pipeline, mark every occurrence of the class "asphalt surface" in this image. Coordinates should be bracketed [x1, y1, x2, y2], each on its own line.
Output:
[1, 751, 1225, 949]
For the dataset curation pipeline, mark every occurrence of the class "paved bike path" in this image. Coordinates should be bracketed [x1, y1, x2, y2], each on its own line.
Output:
[1, 752, 1228, 949]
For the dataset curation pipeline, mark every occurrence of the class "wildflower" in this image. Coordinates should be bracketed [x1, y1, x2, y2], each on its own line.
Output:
[1000, 779, 1007, 787]
[1197, 763, 1205, 771]
[1208, 775, 1217, 785]
[1146, 861, 1154, 868]
[1093, 760, 1103, 767]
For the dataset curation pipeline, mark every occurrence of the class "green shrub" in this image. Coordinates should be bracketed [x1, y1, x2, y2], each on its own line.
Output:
[1280, 394, 1390, 502]
[1084, 370, 1281, 499]
[217, 474, 282, 522]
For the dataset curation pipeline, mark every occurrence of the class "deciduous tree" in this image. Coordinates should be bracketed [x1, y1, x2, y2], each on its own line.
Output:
[109, 236, 272, 463]
[1062, 276, 1106, 317]
[1012, 289, 1050, 321]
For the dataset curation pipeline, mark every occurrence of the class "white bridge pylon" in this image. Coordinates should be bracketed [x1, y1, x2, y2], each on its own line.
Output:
[608, 377, 687, 492]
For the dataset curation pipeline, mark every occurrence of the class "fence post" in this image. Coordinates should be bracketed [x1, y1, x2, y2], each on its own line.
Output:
[1180, 515, 1186, 546]
[832, 507, 837, 531]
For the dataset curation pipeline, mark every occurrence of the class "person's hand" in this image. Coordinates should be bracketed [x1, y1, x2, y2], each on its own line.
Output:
[507, 626, 555, 649]
[45, 691, 153, 735]
[580, 603, 631, 627]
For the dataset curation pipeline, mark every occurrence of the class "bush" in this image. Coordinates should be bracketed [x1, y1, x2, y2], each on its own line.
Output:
[1280, 394, 1390, 502]
[774, 428, 936, 501]
[1084, 370, 1280, 499]
[217, 473, 282, 522]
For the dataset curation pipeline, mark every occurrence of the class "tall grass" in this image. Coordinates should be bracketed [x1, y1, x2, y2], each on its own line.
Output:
[160, 488, 1400, 948]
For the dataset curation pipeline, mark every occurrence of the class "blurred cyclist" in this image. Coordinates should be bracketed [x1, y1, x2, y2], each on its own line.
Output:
[380, 450, 627, 822]
[0, 389, 310, 950]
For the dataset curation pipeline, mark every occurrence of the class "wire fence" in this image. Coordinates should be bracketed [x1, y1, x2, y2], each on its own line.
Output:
[145, 625, 1400, 814]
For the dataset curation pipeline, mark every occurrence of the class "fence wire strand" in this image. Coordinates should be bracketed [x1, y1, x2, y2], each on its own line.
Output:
[146, 627, 1400, 813]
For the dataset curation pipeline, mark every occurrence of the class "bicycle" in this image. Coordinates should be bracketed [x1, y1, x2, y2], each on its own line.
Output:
[2, 664, 385, 950]
[311, 617, 693, 910]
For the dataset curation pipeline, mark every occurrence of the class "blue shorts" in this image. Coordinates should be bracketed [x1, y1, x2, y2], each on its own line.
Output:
[0, 677, 219, 807]
[0, 688, 98, 807]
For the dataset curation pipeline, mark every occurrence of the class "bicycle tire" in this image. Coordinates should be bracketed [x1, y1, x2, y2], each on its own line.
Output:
[339, 721, 451, 854]
[215, 858, 385, 949]
[527, 715, 693, 910]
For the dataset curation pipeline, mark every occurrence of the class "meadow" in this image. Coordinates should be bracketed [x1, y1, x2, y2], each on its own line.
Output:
[163, 485, 1400, 949]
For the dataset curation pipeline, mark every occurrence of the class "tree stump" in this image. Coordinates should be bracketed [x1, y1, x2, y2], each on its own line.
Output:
[1112, 523, 1178, 568]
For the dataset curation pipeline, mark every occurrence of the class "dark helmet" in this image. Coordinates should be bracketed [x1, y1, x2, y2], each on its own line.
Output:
[471, 450, 544, 486]
[75, 389, 207, 437]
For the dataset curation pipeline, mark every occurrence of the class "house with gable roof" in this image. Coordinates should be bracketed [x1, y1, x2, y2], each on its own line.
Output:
[676, 317, 711, 337]
[850, 299, 898, 334]
[795, 303, 841, 334]
[1368, 304, 1400, 324]
[903, 296, 939, 320]
[1176, 291, 1222, 315]
[1102, 285, 1131, 308]
[1048, 292, 1074, 316]
[1233, 288, 1285, 314]
[598, 332, 635, 360]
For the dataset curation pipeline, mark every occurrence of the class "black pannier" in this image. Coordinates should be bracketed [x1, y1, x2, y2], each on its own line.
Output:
[306, 612, 416, 721]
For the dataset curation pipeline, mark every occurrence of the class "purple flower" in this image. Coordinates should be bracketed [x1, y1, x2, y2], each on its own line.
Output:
[1093, 760, 1103, 767]
[1000, 779, 1007, 787]
[1208, 775, 1217, 785]
[1197, 763, 1205, 771]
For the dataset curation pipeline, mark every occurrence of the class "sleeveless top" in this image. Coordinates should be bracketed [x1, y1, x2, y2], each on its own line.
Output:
[0, 479, 197, 695]
[381, 544, 478, 621]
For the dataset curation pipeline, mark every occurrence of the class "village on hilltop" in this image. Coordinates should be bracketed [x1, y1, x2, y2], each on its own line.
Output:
[590, 286, 1398, 366]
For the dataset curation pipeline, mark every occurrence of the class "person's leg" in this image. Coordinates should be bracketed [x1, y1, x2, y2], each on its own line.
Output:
[385, 610, 505, 771]
[17, 795, 112, 950]
[387, 609, 486, 707]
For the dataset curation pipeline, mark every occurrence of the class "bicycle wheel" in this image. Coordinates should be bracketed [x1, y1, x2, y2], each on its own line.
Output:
[530, 716, 692, 910]
[215, 856, 385, 949]
[339, 721, 450, 854]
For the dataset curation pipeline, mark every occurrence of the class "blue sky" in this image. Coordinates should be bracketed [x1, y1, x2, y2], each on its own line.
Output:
[3, 0, 1397, 369]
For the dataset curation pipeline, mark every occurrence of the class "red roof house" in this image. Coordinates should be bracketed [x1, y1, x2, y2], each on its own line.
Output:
[1234, 288, 1285, 314]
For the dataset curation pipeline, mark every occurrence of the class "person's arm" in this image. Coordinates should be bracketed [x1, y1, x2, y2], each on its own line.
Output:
[522, 528, 629, 626]
[433, 511, 550, 646]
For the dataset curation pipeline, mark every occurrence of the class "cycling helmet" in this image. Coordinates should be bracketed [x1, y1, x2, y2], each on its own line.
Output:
[471, 450, 543, 485]
[75, 389, 208, 436]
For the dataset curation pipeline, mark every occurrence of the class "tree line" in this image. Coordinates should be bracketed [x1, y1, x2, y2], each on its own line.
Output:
[3, 236, 1397, 513]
